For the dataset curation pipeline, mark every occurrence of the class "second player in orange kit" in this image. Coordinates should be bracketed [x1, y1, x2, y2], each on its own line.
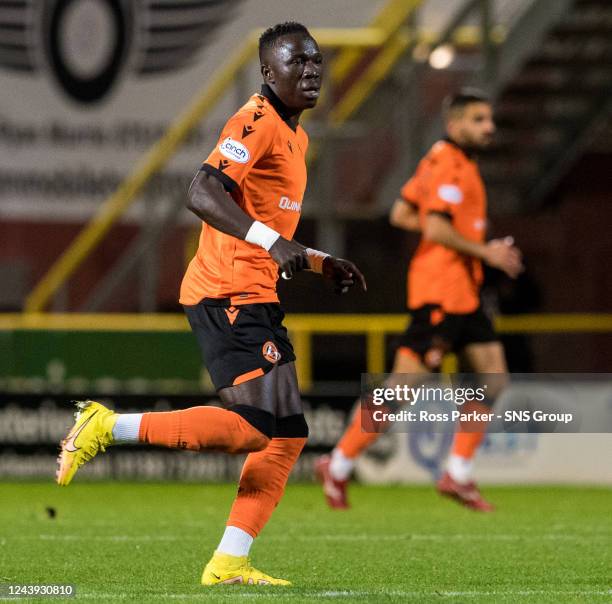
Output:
[317, 89, 523, 512]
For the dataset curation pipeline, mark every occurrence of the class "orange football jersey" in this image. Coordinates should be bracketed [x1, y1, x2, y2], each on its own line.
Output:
[400, 139, 487, 313]
[180, 87, 309, 306]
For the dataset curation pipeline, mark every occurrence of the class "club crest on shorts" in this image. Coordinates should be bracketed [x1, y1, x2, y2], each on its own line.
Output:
[262, 341, 281, 363]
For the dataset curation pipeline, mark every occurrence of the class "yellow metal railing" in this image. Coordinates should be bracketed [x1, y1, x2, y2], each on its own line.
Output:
[2, 313, 611, 390]
[330, 0, 421, 84]
[329, 23, 507, 127]
[326, 0, 422, 127]
[329, 30, 411, 126]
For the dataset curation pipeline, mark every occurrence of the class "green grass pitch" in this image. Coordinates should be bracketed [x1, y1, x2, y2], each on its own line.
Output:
[0, 483, 610, 603]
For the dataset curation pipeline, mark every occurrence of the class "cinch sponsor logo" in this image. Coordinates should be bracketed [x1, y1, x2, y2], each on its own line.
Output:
[219, 137, 250, 163]
[278, 196, 302, 212]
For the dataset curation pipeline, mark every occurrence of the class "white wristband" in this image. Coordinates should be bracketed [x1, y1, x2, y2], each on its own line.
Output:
[245, 221, 280, 251]
[305, 247, 330, 274]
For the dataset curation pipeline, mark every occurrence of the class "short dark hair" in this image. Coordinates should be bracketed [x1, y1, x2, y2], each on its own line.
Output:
[442, 88, 490, 120]
[258, 22, 312, 61]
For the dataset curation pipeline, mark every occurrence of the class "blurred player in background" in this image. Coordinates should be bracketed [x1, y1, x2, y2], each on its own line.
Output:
[317, 89, 523, 511]
[56, 22, 365, 587]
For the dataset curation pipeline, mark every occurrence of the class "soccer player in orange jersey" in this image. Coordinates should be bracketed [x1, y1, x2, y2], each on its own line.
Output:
[317, 89, 523, 512]
[56, 22, 365, 586]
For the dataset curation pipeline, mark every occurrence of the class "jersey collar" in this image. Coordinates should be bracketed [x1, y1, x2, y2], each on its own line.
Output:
[444, 136, 476, 160]
[260, 84, 298, 132]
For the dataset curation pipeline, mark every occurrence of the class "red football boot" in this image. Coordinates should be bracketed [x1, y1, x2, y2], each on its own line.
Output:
[315, 455, 350, 510]
[436, 471, 495, 512]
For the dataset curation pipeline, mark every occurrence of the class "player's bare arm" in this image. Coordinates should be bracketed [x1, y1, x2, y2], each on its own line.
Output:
[187, 171, 252, 239]
[389, 198, 421, 232]
[424, 213, 523, 278]
[187, 171, 308, 278]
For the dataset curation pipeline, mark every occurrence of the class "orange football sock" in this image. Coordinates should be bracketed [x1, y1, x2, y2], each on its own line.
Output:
[336, 405, 380, 459]
[227, 437, 306, 537]
[138, 406, 269, 454]
[450, 400, 492, 459]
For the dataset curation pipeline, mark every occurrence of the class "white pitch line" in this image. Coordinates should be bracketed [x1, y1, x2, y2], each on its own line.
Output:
[33, 534, 186, 542]
[71, 589, 612, 600]
[9, 532, 610, 543]
[280, 533, 612, 542]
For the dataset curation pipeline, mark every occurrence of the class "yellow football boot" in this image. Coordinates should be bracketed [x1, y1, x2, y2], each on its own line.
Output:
[56, 400, 117, 486]
[201, 551, 291, 586]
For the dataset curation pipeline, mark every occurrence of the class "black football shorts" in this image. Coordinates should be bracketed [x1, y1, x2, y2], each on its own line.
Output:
[184, 299, 295, 391]
[398, 303, 498, 369]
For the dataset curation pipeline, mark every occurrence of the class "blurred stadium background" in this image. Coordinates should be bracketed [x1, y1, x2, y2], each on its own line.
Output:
[0, 0, 611, 485]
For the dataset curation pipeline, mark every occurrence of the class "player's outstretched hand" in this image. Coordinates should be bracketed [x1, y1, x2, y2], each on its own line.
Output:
[484, 236, 524, 279]
[322, 257, 367, 294]
[269, 237, 308, 279]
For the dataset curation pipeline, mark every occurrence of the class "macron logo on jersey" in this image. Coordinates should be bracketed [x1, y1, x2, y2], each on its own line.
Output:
[438, 184, 463, 204]
[279, 196, 302, 212]
[219, 137, 250, 164]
